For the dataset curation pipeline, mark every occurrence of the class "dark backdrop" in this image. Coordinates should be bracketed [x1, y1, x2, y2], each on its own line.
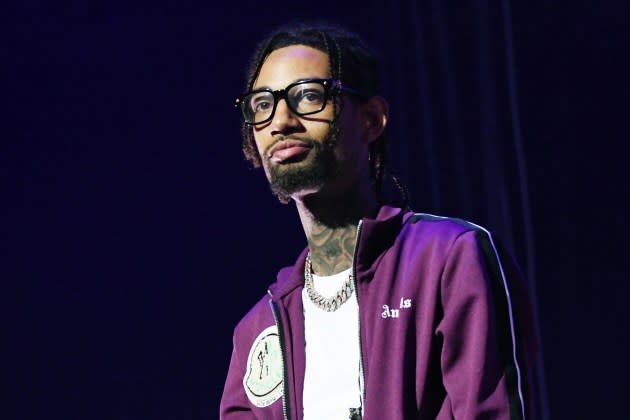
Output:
[5, 0, 628, 419]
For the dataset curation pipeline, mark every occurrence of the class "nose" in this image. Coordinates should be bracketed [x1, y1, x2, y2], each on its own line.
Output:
[270, 98, 302, 136]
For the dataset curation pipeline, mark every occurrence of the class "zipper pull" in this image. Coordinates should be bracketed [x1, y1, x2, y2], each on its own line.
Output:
[349, 407, 362, 419]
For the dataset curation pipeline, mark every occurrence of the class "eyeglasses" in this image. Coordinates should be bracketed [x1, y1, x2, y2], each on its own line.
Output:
[235, 78, 363, 126]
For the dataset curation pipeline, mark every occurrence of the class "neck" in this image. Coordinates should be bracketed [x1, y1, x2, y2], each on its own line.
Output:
[295, 183, 378, 276]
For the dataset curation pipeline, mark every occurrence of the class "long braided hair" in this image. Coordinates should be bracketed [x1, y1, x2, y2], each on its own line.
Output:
[240, 23, 408, 208]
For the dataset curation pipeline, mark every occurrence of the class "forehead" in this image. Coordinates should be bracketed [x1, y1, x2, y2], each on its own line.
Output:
[254, 45, 330, 90]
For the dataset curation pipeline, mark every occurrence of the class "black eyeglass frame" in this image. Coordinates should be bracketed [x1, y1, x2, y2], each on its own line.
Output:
[235, 78, 365, 126]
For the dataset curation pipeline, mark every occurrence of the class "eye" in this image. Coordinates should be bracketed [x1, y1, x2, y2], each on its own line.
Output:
[248, 92, 274, 114]
[298, 89, 325, 104]
[254, 100, 272, 112]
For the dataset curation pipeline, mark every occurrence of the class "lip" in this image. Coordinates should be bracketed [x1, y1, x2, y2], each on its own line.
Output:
[267, 139, 313, 163]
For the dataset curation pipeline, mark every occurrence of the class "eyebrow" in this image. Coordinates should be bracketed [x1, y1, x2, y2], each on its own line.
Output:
[252, 77, 328, 91]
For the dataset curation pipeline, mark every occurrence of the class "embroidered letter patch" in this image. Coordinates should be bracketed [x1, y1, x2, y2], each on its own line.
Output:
[381, 297, 413, 319]
[243, 325, 283, 407]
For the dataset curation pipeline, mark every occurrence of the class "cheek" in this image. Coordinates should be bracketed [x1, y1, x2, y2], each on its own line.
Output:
[261, 160, 272, 179]
[252, 130, 264, 153]
[252, 131, 269, 160]
[255, 140, 272, 178]
[312, 125, 332, 141]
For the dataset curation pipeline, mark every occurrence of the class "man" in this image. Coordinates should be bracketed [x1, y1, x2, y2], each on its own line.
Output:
[220, 23, 539, 419]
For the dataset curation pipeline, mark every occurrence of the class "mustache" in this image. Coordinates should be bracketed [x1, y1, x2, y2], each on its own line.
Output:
[263, 135, 318, 157]
[262, 120, 341, 161]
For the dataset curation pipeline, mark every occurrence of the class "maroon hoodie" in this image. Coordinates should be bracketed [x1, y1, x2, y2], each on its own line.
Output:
[220, 206, 539, 419]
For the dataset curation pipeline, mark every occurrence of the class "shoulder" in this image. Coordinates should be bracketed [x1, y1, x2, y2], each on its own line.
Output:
[405, 212, 488, 234]
[400, 211, 495, 252]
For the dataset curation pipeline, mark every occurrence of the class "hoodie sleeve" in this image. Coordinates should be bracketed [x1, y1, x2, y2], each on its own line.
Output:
[436, 229, 534, 420]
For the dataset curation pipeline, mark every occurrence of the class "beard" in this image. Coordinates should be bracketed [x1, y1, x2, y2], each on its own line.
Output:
[265, 122, 340, 204]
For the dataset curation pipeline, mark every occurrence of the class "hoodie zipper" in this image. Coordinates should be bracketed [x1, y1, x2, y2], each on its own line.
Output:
[352, 220, 367, 415]
[268, 219, 365, 420]
[268, 292, 290, 420]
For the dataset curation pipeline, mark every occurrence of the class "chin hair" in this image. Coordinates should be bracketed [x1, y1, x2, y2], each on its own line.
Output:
[267, 122, 340, 204]
[268, 143, 333, 203]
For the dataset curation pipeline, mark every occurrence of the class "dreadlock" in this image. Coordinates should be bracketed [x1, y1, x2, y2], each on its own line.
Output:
[239, 22, 407, 208]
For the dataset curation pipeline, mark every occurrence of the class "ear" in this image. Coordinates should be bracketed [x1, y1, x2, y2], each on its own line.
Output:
[359, 95, 389, 144]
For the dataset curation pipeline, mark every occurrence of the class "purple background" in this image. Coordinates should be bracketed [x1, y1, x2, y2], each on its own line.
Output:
[5, 1, 629, 418]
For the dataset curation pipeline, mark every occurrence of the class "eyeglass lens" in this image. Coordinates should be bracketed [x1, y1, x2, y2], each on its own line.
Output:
[243, 81, 328, 124]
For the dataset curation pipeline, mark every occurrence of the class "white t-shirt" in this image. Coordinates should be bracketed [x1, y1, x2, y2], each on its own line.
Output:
[302, 268, 362, 419]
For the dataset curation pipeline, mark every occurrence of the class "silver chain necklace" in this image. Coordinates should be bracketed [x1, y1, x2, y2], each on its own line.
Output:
[304, 253, 355, 312]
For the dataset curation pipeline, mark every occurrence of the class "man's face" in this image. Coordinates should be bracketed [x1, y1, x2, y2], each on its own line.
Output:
[251, 45, 368, 202]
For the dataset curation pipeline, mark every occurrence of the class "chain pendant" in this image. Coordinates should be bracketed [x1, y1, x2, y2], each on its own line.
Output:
[304, 253, 354, 312]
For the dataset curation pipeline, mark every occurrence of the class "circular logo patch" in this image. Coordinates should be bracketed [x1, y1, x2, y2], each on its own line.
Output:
[243, 325, 283, 407]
